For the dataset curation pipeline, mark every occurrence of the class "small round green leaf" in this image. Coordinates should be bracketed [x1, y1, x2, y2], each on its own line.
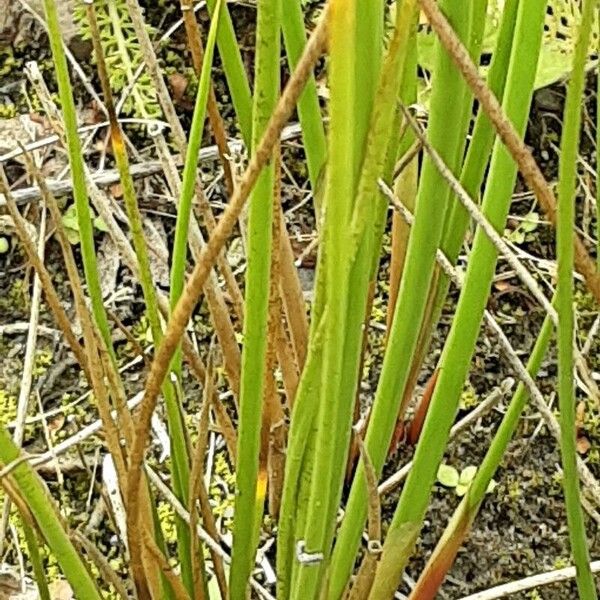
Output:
[486, 479, 498, 495]
[460, 465, 477, 485]
[437, 464, 459, 488]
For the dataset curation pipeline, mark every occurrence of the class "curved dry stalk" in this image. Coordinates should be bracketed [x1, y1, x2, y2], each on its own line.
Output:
[125, 10, 329, 572]
[141, 528, 191, 600]
[71, 531, 130, 600]
[419, 0, 600, 303]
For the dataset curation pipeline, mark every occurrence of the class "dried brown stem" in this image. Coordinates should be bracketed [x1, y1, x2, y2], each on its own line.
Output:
[265, 149, 287, 518]
[141, 528, 191, 600]
[345, 432, 382, 600]
[278, 207, 310, 372]
[188, 353, 225, 600]
[0, 171, 89, 378]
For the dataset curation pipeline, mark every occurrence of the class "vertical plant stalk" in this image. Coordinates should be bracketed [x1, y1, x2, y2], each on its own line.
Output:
[189, 365, 229, 599]
[41, 0, 115, 360]
[180, 0, 235, 196]
[265, 158, 287, 518]
[387, 143, 418, 331]
[323, 3, 420, 591]
[282, 0, 327, 192]
[277, 208, 309, 372]
[85, 2, 202, 594]
[204, 0, 253, 144]
[151, 132, 243, 403]
[409, 309, 555, 599]
[420, 0, 600, 304]
[229, 0, 281, 594]
[23, 524, 51, 600]
[394, 0, 519, 451]
[556, 0, 598, 596]
[345, 433, 382, 600]
[289, 0, 356, 597]
[188, 362, 214, 600]
[125, 0, 246, 342]
[170, 0, 224, 353]
[276, 316, 325, 599]
[351, 0, 384, 181]
[176, 2, 246, 326]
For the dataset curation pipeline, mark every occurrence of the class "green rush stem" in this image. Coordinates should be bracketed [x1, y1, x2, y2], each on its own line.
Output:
[556, 0, 598, 596]
[23, 522, 51, 600]
[411, 305, 555, 599]
[0, 429, 102, 599]
[205, 0, 253, 145]
[229, 0, 281, 596]
[170, 0, 224, 371]
[42, 0, 115, 363]
[282, 0, 327, 193]
[289, 1, 356, 597]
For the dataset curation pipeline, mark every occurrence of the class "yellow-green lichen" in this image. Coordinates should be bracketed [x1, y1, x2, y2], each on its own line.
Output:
[0, 390, 17, 427]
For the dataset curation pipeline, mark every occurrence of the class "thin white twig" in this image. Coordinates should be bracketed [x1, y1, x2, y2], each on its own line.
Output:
[2, 123, 304, 206]
[458, 559, 600, 600]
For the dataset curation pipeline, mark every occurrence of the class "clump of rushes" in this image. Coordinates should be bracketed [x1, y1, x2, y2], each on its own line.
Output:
[4, 1, 600, 599]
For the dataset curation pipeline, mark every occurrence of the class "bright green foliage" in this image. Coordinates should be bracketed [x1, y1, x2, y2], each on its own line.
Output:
[74, 0, 161, 118]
